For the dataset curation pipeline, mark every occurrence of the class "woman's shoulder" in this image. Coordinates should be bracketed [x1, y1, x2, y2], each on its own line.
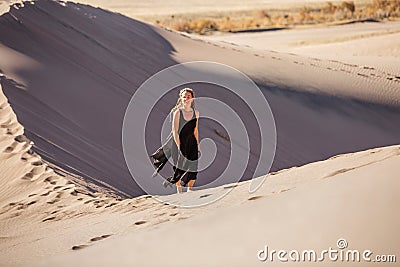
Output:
[172, 109, 181, 119]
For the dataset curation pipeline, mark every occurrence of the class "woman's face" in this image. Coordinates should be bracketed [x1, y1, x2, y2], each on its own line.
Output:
[181, 91, 193, 105]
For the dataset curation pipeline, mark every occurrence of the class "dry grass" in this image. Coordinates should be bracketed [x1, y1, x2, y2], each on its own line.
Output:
[155, 0, 400, 35]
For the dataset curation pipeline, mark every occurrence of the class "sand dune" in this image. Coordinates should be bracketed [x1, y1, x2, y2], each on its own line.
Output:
[0, 1, 399, 266]
[0, 83, 140, 265]
[204, 21, 400, 76]
[1, 82, 399, 266]
[35, 145, 400, 267]
[1, 1, 400, 198]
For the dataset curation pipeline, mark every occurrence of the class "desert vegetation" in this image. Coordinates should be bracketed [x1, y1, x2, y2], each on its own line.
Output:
[156, 0, 400, 34]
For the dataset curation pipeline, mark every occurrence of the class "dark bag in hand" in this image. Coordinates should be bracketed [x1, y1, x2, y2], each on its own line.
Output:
[150, 132, 174, 176]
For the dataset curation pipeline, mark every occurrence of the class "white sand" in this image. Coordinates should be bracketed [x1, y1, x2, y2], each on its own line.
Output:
[0, 0, 399, 266]
[2, 82, 399, 266]
[203, 21, 400, 75]
[36, 145, 400, 267]
[2, 0, 399, 199]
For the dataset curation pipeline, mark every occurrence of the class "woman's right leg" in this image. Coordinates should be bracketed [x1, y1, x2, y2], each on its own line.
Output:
[171, 167, 185, 193]
[187, 179, 195, 191]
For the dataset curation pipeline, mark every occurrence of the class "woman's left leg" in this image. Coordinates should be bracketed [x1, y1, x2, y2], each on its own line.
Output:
[187, 179, 195, 191]
[176, 180, 183, 193]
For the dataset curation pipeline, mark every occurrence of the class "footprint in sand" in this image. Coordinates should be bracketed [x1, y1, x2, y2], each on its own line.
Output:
[386, 76, 398, 81]
[370, 148, 382, 154]
[84, 199, 95, 204]
[269, 168, 290, 175]
[44, 176, 59, 185]
[104, 202, 117, 208]
[20, 151, 37, 163]
[55, 192, 65, 199]
[363, 66, 375, 70]
[223, 184, 238, 189]
[343, 63, 358, 67]
[14, 134, 30, 143]
[22, 166, 47, 181]
[271, 56, 282, 60]
[90, 235, 111, 242]
[0, 117, 11, 129]
[72, 244, 88, 250]
[72, 234, 112, 251]
[11, 123, 23, 135]
[0, 99, 8, 109]
[41, 191, 51, 196]
[3, 142, 19, 153]
[323, 168, 355, 179]
[64, 187, 78, 195]
[27, 200, 37, 206]
[279, 188, 294, 193]
[42, 216, 56, 222]
[293, 61, 304, 65]
[133, 220, 147, 226]
[46, 200, 58, 205]
[21, 172, 35, 180]
[248, 195, 264, 201]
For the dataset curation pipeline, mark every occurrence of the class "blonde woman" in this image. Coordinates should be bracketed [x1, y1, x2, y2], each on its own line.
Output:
[164, 88, 200, 193]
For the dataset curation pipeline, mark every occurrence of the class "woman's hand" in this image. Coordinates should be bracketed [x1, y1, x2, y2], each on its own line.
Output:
[172, 110, 180, 149]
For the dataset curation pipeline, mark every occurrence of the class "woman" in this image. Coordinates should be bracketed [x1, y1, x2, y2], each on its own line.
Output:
[164, 88, 200, 193]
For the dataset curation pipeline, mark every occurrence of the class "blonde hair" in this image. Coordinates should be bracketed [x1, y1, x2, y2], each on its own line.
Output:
[171, 87, 196, 114]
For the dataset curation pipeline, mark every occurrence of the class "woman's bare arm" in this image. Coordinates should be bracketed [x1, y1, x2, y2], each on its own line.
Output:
[172, 110, 180, 147]
[194, 110, 200, 149]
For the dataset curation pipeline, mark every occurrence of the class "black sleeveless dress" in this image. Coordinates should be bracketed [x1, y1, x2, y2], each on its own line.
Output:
[170, 108, 198, 186]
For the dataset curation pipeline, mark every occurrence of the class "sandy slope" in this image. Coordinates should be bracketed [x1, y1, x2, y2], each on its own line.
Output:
[203, 21, 400, 75]
[35, 146, 400, 267]
[0, 83, 136, 265]
[0, 1, 399, 266]
[1, 82, 399, 266]
[1, 1, 400, 198]
[0, 82, 189, 266]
